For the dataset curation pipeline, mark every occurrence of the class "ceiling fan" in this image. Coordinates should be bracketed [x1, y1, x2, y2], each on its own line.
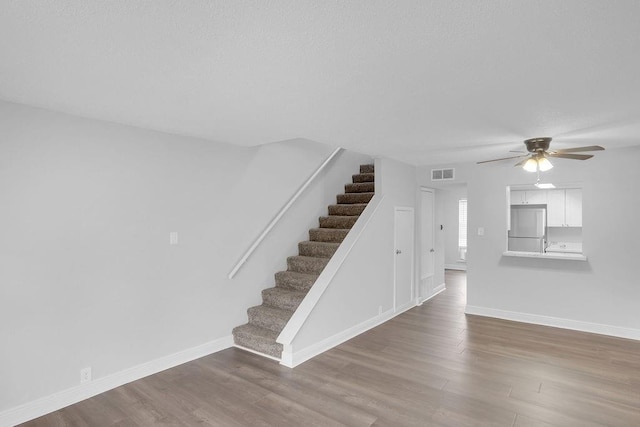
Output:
[477, 137, 605, 172]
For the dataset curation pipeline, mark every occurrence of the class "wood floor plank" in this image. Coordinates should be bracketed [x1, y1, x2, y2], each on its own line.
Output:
[19, 271, 640, 426]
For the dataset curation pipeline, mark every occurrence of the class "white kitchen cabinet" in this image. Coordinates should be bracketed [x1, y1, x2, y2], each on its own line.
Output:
[546, 190, 565, 227]
[511, 190, 526, 204]
[565, 189, 582, 227]
[511, 190, 547, 205]
[547, 189, 582, 227]
[526, 190, 547, 205]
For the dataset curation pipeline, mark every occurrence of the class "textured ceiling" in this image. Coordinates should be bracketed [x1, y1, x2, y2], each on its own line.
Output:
[1, 1, 639, 165]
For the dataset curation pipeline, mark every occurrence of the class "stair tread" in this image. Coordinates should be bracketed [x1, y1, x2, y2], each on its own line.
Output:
[276, 270, 319, 281]
[309, 228, 350, 243]
[336, 192, 374, 204]
[262, 287, 307, 311]
[247, 304, 293, 332]
[329, 203, 368, 208]
[299, 240, 340, 247]
[248, 304, 293, 318]
[352, 173, 375, 183]
[274, 271, 319, 292]
[298, 241, 341, 255]
[287, 254, 331, 261]
[360, 164, 374, 173]
[262, 286, 307, 299]
[287, 254, 331, 274]
[345, 182, 375, 193]
[328, 203, 368, 216]
[232, 323, 283, 358]
[319, 216, 359, 228]
[232, 323, 279, 340]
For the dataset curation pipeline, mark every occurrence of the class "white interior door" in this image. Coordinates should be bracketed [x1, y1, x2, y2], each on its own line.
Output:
[420, 189, 435, 301]
[394, 207, 414, 312]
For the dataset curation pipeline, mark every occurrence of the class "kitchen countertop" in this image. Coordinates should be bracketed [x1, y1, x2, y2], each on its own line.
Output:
[503, 250, 587, 261]
[546, 242, 583, 254]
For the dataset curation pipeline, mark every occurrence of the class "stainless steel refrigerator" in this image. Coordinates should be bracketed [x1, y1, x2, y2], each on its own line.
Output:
[508, 205, 546, 252]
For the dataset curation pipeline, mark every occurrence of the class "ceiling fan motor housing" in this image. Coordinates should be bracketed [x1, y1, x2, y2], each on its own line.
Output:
[524, 137, 552, 153]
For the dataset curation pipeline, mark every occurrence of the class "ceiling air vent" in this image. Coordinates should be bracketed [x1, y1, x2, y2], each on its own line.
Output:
[431, 168, 455, 181]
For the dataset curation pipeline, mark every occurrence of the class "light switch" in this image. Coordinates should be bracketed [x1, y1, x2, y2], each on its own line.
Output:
[169, 232, 179, 245]
[477, 227, 484, 236]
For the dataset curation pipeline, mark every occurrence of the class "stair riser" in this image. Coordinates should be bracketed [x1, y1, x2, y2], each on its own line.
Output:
[248, 308, 290, 332]
[309, 228, 349, 243]
[345, 182, 375, 193]
[262, 289, 304, 312]
[337, 193, 374, 204]
[287, 256, 329, 274]
[328, 204, 367, 216]
[233, 330, 283, 358]
[319, 216, 358, 229]
[360, 164, 374, 174]
[298, 241, 339, 258]
[274, 271, 317, 292]
[352, 173, 375, 183]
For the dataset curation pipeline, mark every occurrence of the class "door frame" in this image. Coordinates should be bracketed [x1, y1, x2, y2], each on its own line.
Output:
[393, 206, 415, 312]
[419, 186, 435, 305]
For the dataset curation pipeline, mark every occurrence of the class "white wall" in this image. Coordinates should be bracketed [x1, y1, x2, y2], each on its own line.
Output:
[0, 100, 371, 415]
[420, 147, 640, 338]
[286, 157, 417, 356]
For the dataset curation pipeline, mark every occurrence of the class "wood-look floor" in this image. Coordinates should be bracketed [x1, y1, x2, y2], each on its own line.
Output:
[21, 271, 640, 426]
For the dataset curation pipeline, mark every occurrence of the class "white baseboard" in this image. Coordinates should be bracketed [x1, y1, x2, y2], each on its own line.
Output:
[445, 264, 467, 271]
[281, 305, 412, 368]
[395, 300, 415, 314]
[465, 306, 640, 341]
[417, 283, 446, 306]
[0, 335, 234, 427]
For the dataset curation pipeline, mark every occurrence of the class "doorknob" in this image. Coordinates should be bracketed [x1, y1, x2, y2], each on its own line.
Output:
[430, 248, 435, 253]
[396, 249, 402, 254]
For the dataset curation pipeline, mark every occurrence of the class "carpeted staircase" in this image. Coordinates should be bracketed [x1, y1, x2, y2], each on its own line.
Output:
[232, 164, 375, 359]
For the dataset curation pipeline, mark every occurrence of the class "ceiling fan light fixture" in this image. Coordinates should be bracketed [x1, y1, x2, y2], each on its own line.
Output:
[523, 158, 538, 172]
[538, 157, 553, 171]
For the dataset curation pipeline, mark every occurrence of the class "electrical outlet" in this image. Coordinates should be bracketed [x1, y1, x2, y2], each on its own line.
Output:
[378, 305, 383, 315]
[80, 367, 92, 383]
[169, 232, 179, 245]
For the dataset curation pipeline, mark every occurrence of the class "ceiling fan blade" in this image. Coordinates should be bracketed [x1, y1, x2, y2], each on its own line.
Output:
[477, 155, 527, 164]
[514, 157, 530, 167]
[547, 153, 594, 160]
[509, 150, 525, 154]
[552, 145, 605, 153]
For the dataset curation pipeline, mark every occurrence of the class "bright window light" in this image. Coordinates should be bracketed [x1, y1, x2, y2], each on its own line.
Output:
[458, 199, 467, 249]
[535, 182, 556, 189]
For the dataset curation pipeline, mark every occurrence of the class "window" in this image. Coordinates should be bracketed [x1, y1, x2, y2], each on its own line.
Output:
[506, 184, 584, 257]
[458, 199, 467, 260]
